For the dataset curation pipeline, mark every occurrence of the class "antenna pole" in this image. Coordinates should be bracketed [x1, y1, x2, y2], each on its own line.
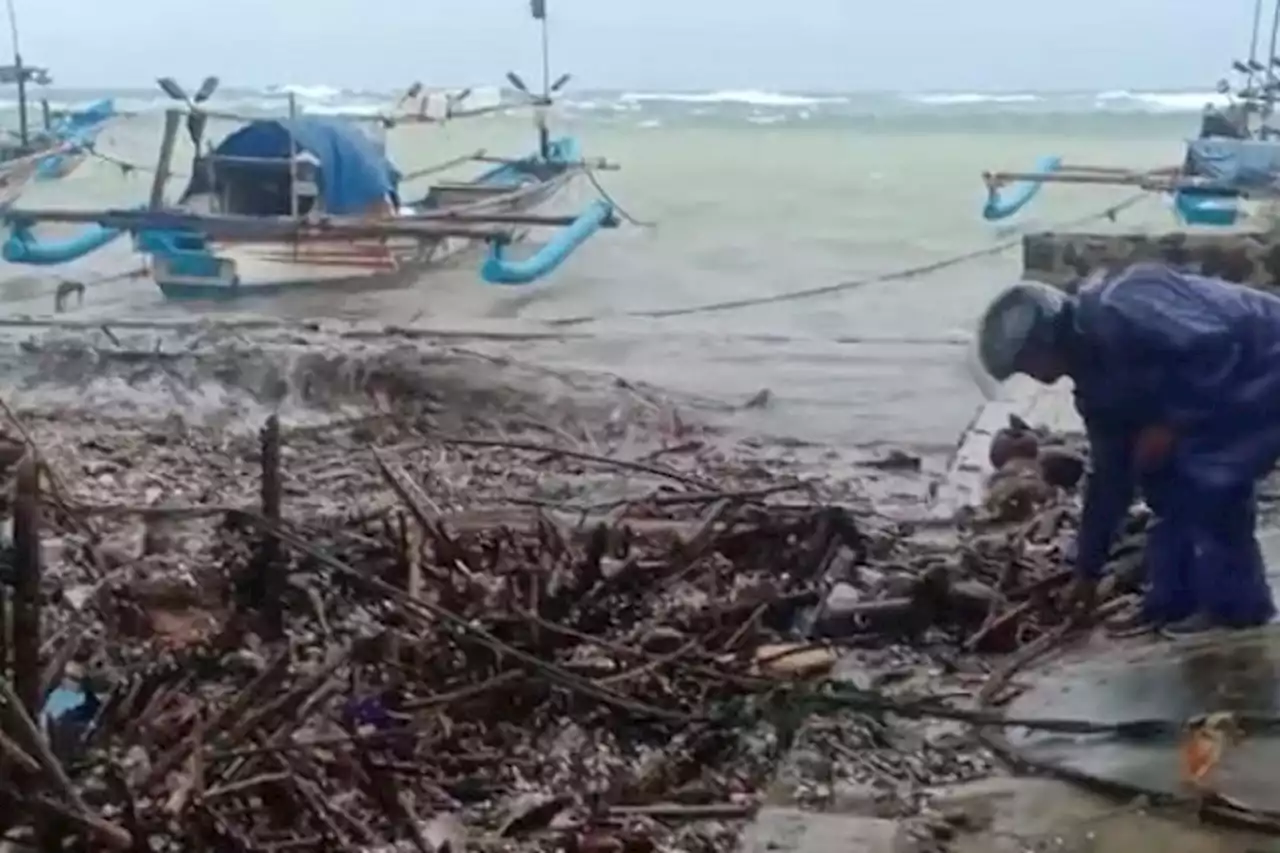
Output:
[540, 10, 551, 99]
[1266, 0, 1280, 129]
[1250, 0, 1265, 92]
[6, 0, 27, 148]
[537, 2, 551, 158]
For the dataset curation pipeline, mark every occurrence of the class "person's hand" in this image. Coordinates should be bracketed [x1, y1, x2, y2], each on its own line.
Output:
[1134, 423, 1176, 471]
[1064, 575, 1098, 623]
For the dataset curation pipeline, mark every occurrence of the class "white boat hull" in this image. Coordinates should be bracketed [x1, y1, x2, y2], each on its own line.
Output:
[152, 231, 498, 300]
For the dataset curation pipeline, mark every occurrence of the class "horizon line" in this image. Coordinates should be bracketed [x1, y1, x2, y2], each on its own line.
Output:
[5, 82, 1234, 95]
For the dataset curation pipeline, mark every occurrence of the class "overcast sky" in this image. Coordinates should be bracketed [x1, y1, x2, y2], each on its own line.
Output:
[9, 0, 1267, 92]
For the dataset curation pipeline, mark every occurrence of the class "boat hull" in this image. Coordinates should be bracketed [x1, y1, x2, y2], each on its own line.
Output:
[149, 166, 565, 301]
[152, 230, 528, 300]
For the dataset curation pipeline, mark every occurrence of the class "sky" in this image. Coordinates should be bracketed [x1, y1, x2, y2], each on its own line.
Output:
[7, 0, 1269, 93]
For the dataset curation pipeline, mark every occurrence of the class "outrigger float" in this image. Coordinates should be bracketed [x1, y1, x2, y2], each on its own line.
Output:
[980, 0, 1280, 291]
[0, 5, 618, 301]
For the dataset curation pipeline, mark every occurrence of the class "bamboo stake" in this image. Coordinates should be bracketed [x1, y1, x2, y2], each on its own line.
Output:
[258, 415, 284, 638]
[149, 109, 181, 209]
[287, 92, 300, 262]
[11, 452, 39, 719]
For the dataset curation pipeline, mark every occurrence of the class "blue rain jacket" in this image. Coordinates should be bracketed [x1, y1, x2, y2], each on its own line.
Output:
[1067, 263, 1280, 590]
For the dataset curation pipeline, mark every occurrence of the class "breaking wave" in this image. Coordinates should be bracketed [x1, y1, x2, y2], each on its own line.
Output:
[907, 92, 1039, 106]
[619, 89, 849, 107]
[5, 84, 1241, 128]
[1093, 89, 1229, 112]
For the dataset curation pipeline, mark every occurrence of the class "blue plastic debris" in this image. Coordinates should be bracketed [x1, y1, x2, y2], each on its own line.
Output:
[41, 685, 87, 725]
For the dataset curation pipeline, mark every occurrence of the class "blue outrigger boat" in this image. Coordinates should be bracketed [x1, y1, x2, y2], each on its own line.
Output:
[979, 4, 1280, 229]
[0, 0, 116, 202]
[0, 4, 616, 301]
[0, 85, 115, 205]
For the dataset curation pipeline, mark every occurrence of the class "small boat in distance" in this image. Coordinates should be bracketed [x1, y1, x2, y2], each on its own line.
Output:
[0, 3, 619, 302]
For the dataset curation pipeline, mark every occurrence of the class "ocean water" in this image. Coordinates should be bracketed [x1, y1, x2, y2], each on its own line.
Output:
[0, 85, 1222, 464]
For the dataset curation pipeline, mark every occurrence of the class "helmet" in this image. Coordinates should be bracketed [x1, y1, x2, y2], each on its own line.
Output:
[970, 282, 1068, 392]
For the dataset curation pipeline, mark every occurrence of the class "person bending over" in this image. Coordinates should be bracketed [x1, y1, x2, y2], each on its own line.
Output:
[972, 262, 1280, 636]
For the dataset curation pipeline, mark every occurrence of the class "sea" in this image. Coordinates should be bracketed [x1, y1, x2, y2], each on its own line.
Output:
[0, 84, 1227, 474]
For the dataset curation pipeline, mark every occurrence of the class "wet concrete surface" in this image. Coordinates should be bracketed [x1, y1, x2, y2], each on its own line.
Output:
[1007, 630, 1280, 808]
[740, 809, 900, 853]
[938, 777, 1270, 853]
[1001, 529, 1280, 816]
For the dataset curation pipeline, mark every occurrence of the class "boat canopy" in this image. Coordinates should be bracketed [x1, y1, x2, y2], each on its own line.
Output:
[1184, 137, 1280, 191]
[211, 117, 400, 215]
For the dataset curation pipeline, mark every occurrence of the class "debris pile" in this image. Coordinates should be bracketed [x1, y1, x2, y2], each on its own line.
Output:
[959, 415, 1147, 651]
[0, 325, 1180, 852]
[0, 387, 902, 853]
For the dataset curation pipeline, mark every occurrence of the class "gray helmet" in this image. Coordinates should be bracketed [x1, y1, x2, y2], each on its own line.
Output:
[975, 282, 1068, 382]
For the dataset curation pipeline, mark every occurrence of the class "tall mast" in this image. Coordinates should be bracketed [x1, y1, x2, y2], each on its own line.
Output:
[531, 0, 550, 157]
[5, 0, 26, 148]
[1266, 0, 1280, 127]
[1249, 0, 1264, 95]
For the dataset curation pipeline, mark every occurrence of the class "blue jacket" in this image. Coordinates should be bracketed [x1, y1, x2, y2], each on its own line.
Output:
[1065, 263, 1280, 577]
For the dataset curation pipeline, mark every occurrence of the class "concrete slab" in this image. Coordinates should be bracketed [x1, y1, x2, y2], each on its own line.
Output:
[935, 776, 1269, 853]
[738, 808, 901, 853]
[1005, 626, 1280, 811]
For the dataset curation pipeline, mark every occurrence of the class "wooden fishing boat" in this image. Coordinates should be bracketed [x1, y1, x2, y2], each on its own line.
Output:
[979, 0, 1280, 291]
[0, 0, 117, 201]
[0, 3, 618, 301]
[0, 81, 115, 201]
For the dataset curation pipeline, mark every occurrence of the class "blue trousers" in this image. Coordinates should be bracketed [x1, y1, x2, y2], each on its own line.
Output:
[1140, 474, 1276, 627]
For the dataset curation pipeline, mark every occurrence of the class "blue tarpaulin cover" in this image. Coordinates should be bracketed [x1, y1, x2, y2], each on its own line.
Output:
[213, 117, 399, 215]
[1185, 138, 1280, 191]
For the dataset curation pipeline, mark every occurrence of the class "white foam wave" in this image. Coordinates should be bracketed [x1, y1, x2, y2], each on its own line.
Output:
[619, 89, 847, 107]
[265, 83, 347, 101]
[908, 92, 1039, 106]
[2, 84, 1252, 124]
[1094, 89, 1229, 112]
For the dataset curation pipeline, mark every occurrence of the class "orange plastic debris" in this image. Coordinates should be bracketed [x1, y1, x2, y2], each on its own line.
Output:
[1179, 713, 1240, 792]
[1180, 727, 1224, 790]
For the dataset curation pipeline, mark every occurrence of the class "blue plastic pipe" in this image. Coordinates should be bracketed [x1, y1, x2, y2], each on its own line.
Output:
[2, 221, 124, 265]
[481, 199, 614, 285]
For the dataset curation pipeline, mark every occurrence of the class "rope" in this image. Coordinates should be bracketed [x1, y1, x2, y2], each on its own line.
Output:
[84, 145, 179, 178]
[545, 192, 1150, 327]
[57, 266, 148, 291]
[584, 165, 655, 228]
[399, 150, 488, 182]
